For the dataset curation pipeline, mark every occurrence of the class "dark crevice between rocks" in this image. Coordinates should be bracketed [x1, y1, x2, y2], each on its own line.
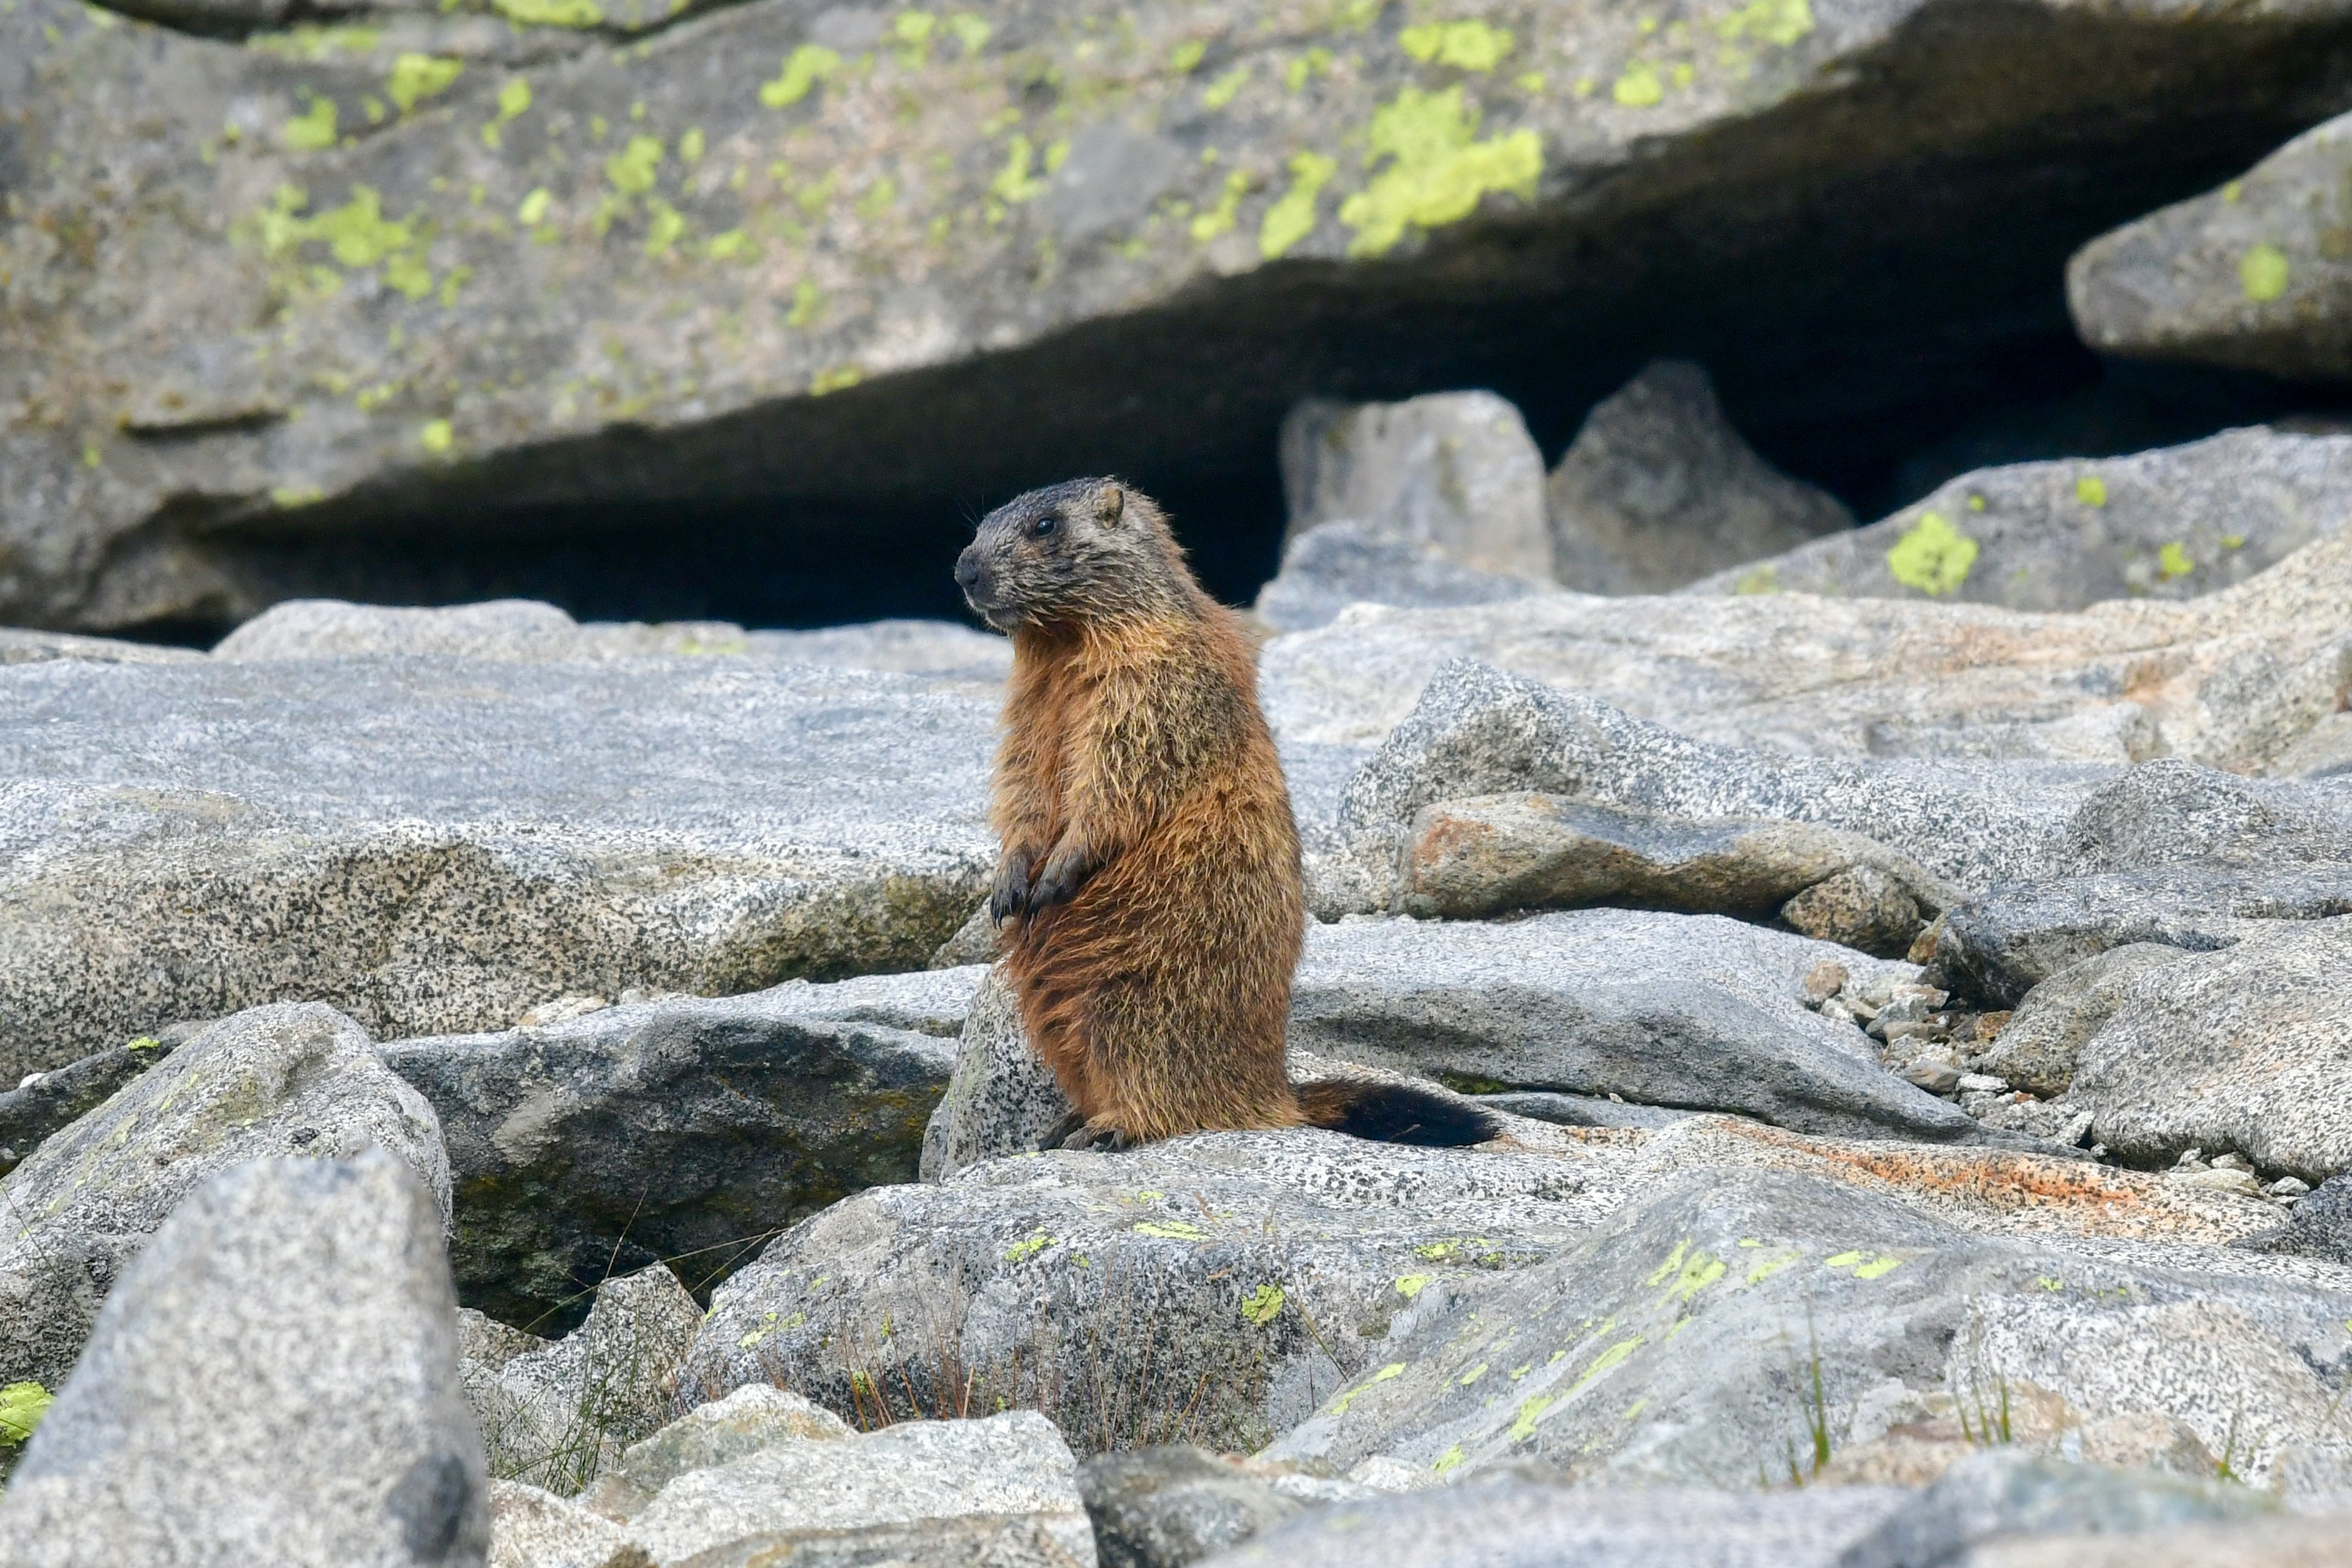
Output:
[112, 0, 2352, 641]
[91, 0, 749, 49]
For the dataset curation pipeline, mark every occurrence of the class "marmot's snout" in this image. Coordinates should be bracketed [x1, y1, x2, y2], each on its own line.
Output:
[954, 544, 999, 619]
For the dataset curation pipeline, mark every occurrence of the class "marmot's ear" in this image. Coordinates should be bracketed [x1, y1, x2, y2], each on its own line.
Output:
[1095, 484, 1125, 527]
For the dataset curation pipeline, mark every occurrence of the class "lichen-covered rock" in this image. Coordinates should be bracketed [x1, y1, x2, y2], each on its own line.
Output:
[385, 967, 982, 1324]
[460, 1264, 703, 1494]
[0, 1035, 178, 1178]
[617, 1409, 1095, 1568]
[1278, 393, 1553, 582]
[1262, 1166, 2352, 1493]
[2070, 110, 2352, 382]
[0, 1152, 491, 1568]
[1262, 534, 2352, 771]
[0, 654, 994, 1083]
[1254, 521, 1548, 635]
[2057, 916, 2352, 1183]
[1547, 360, 1852, 594]
[920, 965, 1069, 1182]
[10, 0, 2352, 630]
[0, 1001, 450, 1390]
[1681, 429, 2352, 608]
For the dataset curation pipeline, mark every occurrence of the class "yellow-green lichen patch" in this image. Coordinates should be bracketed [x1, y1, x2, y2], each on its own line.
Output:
[1133, 1219, 1205, 1239]
[1261, 149, 1337, 258]
[891, 9, 934, 63]
[419, 417, 453, 452]
[1329, 1361, 1408, 1415]
[606, 134, 663, 194]
[1202, 66, 1250, 109]
[1567, 1334, 1643, 1396]
[1394, 1273, 1436, 1299]
[1823, 1250, 1902, 1279]
[680, 126, 706, 162]
[284, 95, 338, 151]
[1399, 20, 1515, 72]
[269, 485, 326, 508]
[1734, 564, 1779, 594]
[2240, 243, 2290, 303]
[1741, 1249, 1799, 1286]
[858, 175, 899, 217]
[1240, 1283, 1286, 1324]
[494, 0, 603, 26]
[1170, 38, 1207, 74]
[761, 44, 841, 108]
[387, 53, 463, 113]
[1460, 1361, 1489, 1384]
[1613, 62, 1662, 106]
[785, 279, 823, 326]
[2222, 180, 2243, 203]
[1338, 85, 1541, 258]
[643, 198, 685, 255]
[2157, 541, 2193, 580]
[499, 78, 532, 119]
[1191, 169, 1250, 241]
[1, 1381, 55, 1446]
[1285, 47, 1334, 91]
[1657, 1248, 1725, 1303]
[1885, 511, 1977, 595]
[990, 135, 1049, 204]
[946, 12, 989, 53]
[2221, 532, 2245, 549]
[1431, 1443, 1466, 1474]
[1003, 1230, 1053, 1262]
[518, 186, 552, 224]
[2075, 473, 2106, 507]
[249, 23, 382, 59]
[1716, 0, 1814, 46]
[1507, 1391, 1555, 1439]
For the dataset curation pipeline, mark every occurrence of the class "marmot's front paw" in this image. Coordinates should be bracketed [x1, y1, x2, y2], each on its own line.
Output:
[988, 848, 1036, 924]
[1060, 1118, 1140, 1153]
[1027, 843, 1096, 912]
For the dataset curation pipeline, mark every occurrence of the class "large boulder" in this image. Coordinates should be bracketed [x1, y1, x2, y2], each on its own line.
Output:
[0, 654, 994, 1082]
[1262, 1166, 2352, 1493]
[0, 1001, 450, 1390]
[0, 1152, 491, 1567]
[1261, 533, 2352, 771]
[2070, 110, 2352, 381]
[1253, 521, 1548, 635]
[1545, 360, 1852, 594]
[384, 966, 984, 1324]
[1681, 428, 2352, 608]
[9, 0, 2352, 631]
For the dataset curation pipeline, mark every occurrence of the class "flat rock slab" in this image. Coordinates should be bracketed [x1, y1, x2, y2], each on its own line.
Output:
[2070, 110, 2352, 381]
[0, 1001, 450, 1390]
[1262, 1166, 2352, 1493]
[0, 1152, 491, 1568]
[0, 655, 995, 1082]
[1289, 911, 1977, 1145]
[385, 966, 985, 1326]
[1263, 533, 2352, 771]
[1680, 428, 2352, 609]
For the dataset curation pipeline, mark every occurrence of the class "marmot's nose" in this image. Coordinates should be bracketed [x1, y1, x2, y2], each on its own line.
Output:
[954, 548, 984, 593]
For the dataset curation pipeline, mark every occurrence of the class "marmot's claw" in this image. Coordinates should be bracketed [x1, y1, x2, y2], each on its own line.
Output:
[1060, 1119, 1140, 1153]
[989, 849, 1035, 925]
[1039, 1110, 1088, 1152]
[1027, 847, 1093, 912]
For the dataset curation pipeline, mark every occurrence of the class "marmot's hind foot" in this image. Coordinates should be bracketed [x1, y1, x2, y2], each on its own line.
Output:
[1061, 1118, 1142, 1153]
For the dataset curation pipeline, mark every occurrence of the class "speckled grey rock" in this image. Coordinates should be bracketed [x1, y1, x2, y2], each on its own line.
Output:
[0, 1152, 491, 1568]
[1374, 791, 1951, 925]
[1779, 865, 1925, 959]
[1200, 1476, 1912, 1568]
[2247, 1175, 2352, 1268]
[1927, 861, 2352, 1007]
[1262, 1166, 2352, 1491]
[1080, 1446, 1306, 1568]
[574, 1384, 851, 1523]
[2277, 712, 2352, 780]
[1260, 534, 2352, 772]
[1254, 521, 1550, 634]
[921, 965, 1069, 1182]
[688, 1129, 1613, 1457]
[0, 1001, 450, 1390]
[461, 1264, 703, 1494]
[1291, 911, 1991, 1145]
[1967, 945, 2192, 1096]
[2059, 916, 2352, 1182]
[214, 599, 1013, 682]
[1547, 360, 1853, 595]
[2058, 757, 2352, 874]
[1316, 659, 2108, 902]
[487, 1480, 629, 1568]
[2069, 111, 2352, 381]
[0, 655, 995, 1084]
[0, 1035, 176, 1177]
[1278, 393, 1554, 585]
[0, 627, 202, 666]
[1683, 429, 2352, 608]
[384, 967, 982, 1326]
[616, 1410, 1095, 1568]
[1473, 1091, 1694, 1131]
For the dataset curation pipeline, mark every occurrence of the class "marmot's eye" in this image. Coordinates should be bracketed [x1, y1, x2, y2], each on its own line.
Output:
[1030, 515, 1058, 538]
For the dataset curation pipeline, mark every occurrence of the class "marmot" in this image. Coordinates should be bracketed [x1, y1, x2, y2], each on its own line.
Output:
[954, 477, 1499, 1152]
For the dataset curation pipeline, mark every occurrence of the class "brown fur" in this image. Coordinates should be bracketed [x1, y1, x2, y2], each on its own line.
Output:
[956, 479, 1306, 1143]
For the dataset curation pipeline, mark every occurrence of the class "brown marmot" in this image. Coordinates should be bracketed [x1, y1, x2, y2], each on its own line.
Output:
[953, 477, 1499, 1152]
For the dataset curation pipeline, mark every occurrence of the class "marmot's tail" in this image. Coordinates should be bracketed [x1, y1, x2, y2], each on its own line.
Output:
[1295, 1080, 1501, 1147]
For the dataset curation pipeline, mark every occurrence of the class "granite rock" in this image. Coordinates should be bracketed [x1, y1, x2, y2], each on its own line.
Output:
[0, 1152, 491, 1568]
[1254, 521, 1550, 635]
[1682, 428, 2352, 608]
[385, 967, 982, 1325]
[1547, 360, 1852, 594]
[1966, 944, 2191, 1096]
[575, 1384, 851, 1523]
[0, 655, 994, 1083]
[488, 1481, 629, 1568]
[0, 1001, 450, 1390]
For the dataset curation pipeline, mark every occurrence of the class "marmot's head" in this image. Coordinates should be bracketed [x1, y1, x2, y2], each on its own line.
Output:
[955, 477, 1191, 631]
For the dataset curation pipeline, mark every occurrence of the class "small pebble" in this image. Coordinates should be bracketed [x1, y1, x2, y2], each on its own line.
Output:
[1955, 1073, 2008, 1095]
[2264, 1176, 2311, 1199]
